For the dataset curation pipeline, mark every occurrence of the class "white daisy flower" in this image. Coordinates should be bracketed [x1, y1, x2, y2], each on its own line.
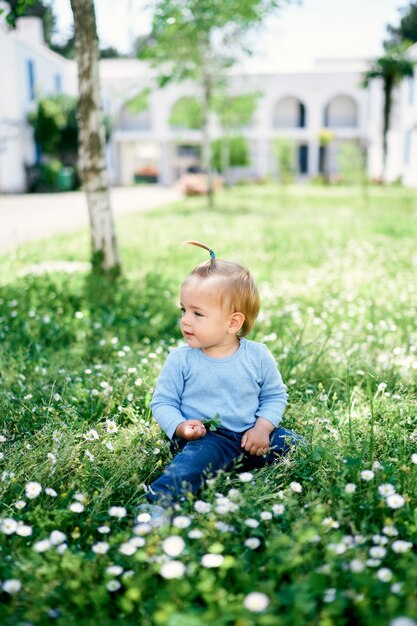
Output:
[163, 536, 185, 557]
[260, 511, 273, 521]
[106, 580, 121, 592]
[1, 518, 18, 535]
[383, 525, 398, 537]
[369, 546, 386, 559]
[201, 553, 224, 568]
[188, 529, 203, 539]
[69, 502, 85, 513]
[238, 472, 254, 482]
[119, 543, 137, 556]
[289, 481, 302, 493]
[344, 483, 357, 494]
[14, 500, 26, 510]
[272, 504, 285, 515]
[243, 592, 270, 612]
[378, 484, 396, 497]
[25, 481, 42, 499]
[391, 540, 412, 553]
[411, 453, 417, 465]
[33, 539, 51, 553]
[49, 531, 67, 545]
[92, 542, 110, 554]
[106, 565, 123, 576]
[45, 488, 58, 497]
[2, 579, 22, 594]
[108, 506, 127, 519]
[106, 420, 118, 434]
[16, 524, 32, 537]
[244, 518, 259, 529]
[389, 619, 417, 626]
[172, 516, 191, 529]
[244, 537, 261, 549]
[98, 525, 111, 534]
[160, 560, 186, 579]
[194, 500, 211, 514]
[360, 470, 375, 481]
[377, 567, 392, 582]
[386, 494, 405, 509]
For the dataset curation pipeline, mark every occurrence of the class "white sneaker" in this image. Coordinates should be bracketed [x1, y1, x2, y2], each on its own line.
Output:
[135, 503, 170, 528]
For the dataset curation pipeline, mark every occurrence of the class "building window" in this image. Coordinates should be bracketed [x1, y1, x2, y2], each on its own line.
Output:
[404, 129, 412, 165]
[27, 59, 35, 101]
[324, 95, 358, 128]
[55, 73, 62, 93]
[273, 97, 307, 128]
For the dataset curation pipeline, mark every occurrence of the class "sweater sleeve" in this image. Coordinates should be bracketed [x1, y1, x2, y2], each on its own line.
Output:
[149, 349, 187, 440]
[256, 346, 288, 428]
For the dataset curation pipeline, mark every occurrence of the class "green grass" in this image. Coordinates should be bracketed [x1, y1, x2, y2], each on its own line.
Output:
[1, 184, 417, 626]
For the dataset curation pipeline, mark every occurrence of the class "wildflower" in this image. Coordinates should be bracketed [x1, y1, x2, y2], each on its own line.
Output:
[1, 518, 18, 535]
[389, 619, 417, 626]
[366, 559, 382, 567]
[188, 529, 203, 539]
[289, 481, 302, 493]
[243, 592, 270, 612]
[322, 517, 340, 529]
[350, 559, 365, 573]
[201, 554, 224, 568]
[244, 518, 259, 529]
[2, 579, 22, 594]
[98, 526, 111, 534]
[45, 488, 58, 497]
[238, 472, 254, 482]
[372, 534, 388, 545]
[133, 524, 152, 536]
[369, 546, 387, 558]
[69, 502, 84, 513]
[323, 588, 337, 603]
[386, 494, 405, 509]
[106, 420, 118, 434]
[47, 453, 57, 464]
[172, 515, 191, 528]
[244, 538, 261, 549]
[106, 580, 121, 592]
[160, 560, 186, 579]
[109, 506, 127, 519]
[377, 567, 393, 582]
[105, 442, 114, 451]
[194, 500, 211, 514]
[56, 543, 67, 554]
[344, 483, 357, 494]
[328, 542, 346, 555]
[83, 429, 99, 441]
[391, 540, 412, 553]
[129, 537, 146, 548]
[272, 504, 285, 515]
[360, 470, 375, 481]
[260, 511, 273, 521]
[16, 523, 32, 537]
[14, 500, 26, 510]
[74, 492, 87, 503]
[25, 481, 42, 499]
[50, 531, 67, 545]
[106, 566, 123, 576]
[119, 543, 137, 556]
[372, 460, 383, 470]
[136, 513, 151, 524]
[383, 525, 398, 537]
[92, 542, 110, 554]
[85, 450, 94, 461]
[33, 539, 51, 552]
[391, 583, 403, 594]
[378, 484, 396, 497]
[162, 536, 185, 557]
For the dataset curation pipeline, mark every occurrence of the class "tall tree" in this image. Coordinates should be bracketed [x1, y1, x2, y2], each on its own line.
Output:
[70, 0, 121, 275]
[385, 2, 417, 48]
[3, 0, 55, 43]
[141, 0, 286, 206]
[362, 44, 415, 180]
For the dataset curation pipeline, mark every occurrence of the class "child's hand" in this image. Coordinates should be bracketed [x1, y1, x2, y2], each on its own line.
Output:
[175, 420, 207, 441]
[241, 418, 274, 456]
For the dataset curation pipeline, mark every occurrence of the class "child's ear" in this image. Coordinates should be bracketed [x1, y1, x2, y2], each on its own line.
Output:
[228, 312, 245, 335]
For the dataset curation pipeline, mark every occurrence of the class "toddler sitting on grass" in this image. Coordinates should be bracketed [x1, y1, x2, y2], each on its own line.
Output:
[140, 241, 302, 526]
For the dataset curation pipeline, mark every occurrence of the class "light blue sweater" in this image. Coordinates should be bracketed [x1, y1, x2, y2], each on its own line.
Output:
[150, 338, 288, 440]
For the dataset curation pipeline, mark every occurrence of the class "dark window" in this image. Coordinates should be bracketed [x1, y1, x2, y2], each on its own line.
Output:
[27, 59, 35, 101]
[298, 145, 308, 173]
[299, 103, 306, 128]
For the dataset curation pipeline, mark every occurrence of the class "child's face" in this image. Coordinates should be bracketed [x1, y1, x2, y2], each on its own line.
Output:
[180, 277, 242, 356]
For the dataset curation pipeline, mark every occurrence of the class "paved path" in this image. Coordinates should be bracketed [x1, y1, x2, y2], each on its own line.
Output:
[0, 186, 181, 252]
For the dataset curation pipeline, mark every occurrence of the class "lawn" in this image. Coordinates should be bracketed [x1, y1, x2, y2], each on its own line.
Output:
[0, 184, 417, 626]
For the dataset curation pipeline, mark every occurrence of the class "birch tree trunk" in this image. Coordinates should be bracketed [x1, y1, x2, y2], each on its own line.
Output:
[70, 0, 121, 275]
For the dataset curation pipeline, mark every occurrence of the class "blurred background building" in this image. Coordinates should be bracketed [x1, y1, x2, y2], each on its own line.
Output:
[0, 15, 416, 192]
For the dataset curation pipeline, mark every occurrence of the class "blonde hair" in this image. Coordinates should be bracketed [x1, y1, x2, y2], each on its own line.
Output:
[184, 241, 260, 337]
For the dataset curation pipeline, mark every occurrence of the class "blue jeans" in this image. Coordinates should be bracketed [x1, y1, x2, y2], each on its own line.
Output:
[147, 426, 303, 506]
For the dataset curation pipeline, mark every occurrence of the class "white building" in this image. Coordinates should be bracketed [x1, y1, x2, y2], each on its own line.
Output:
[1, 15, 416, 192]
[0, 15, 76, 192]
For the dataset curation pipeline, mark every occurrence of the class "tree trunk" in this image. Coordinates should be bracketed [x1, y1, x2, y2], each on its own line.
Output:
[201, 71, 214, 207]
[220, 135, 231, 187]
[70, 0, 121, 275]
[382, 76, 393, 182]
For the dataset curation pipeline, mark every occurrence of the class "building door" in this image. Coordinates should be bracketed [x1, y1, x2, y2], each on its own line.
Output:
[298, 145, 308, 174]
